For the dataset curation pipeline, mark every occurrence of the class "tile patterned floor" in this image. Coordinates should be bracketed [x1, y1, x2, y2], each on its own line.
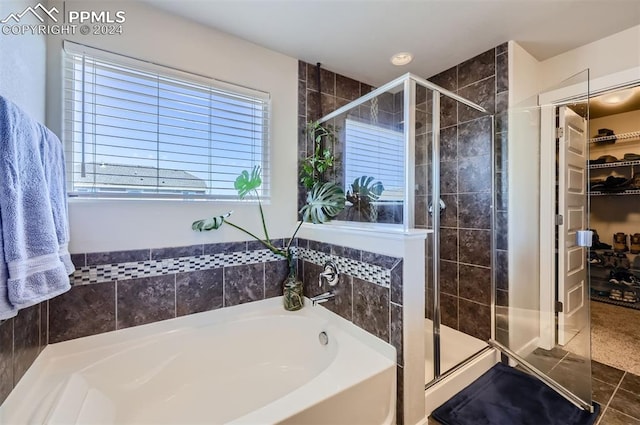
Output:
[593, 360, 640, 425]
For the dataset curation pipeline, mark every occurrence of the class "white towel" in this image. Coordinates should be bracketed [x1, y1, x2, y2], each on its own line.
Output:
[0, 96, 73, 319]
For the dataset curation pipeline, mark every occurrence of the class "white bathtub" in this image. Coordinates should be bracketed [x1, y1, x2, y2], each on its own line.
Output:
[0, 298, 396, 425]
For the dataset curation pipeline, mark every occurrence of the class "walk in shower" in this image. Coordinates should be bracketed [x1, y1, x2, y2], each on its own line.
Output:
[315, 73, 496, 392]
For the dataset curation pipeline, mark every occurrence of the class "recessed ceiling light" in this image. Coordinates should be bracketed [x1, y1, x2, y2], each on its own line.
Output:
[391, 52, 413, 66]
[599, 88, 635, 105]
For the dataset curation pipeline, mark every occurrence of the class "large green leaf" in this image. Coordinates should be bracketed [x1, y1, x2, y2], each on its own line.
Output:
[351, 176, 384, 200]
[192, 211, 232, 231]
[300, 182, 345, 224]
[234, 166, 262, 199]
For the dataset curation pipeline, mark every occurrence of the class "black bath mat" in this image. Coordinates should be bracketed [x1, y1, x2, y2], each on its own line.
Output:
[432, 363, 600, 425]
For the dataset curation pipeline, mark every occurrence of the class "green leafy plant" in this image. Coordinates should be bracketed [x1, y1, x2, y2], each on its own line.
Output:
[300, 122, 336, 190]
[346, 176, 384, 222]
[192, 165, 345, 271]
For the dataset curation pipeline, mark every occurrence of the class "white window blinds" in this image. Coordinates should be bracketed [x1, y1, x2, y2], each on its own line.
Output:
[344, 119, 404, 201]
[63, 41, 270, 199]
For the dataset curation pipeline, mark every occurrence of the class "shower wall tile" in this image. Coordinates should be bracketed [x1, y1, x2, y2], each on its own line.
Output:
[458, 49, 495, 89]
[87, 249, 149, 266]
[324, 274, 353, 322]
[391, 261, 404, 305]
[425, 44, 509, 344]
[49, 282, 116, 343]
[391, 302, 404, 365]
[176, 269, 223, 316]
[459, 264, 491, 305]
[336, 74, 360, 101]
[151, 245, 202, 261]
[117, 275, 175, 329]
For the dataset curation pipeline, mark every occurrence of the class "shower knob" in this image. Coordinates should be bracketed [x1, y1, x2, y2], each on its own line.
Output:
[428, 199, 446, 216]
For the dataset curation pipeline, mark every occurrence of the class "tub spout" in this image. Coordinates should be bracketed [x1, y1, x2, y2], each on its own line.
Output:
[310, 291, 335, 306]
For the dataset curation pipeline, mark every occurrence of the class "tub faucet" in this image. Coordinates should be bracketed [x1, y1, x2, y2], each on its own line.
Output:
[318, 261, 340, 287]
[310, 291, 336, 306]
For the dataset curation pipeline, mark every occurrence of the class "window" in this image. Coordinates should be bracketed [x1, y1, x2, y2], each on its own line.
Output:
[63, 41, 270, 199]
[344, 119, 404, 201]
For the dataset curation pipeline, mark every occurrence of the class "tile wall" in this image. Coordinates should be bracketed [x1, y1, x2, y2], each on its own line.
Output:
[0, 238, 403, 412]
[422, 44, 509, 342]
[0, 303, 47, 404]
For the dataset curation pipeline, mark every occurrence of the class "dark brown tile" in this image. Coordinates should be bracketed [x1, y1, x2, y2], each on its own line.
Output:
[323, 275, 353, 322]
[458, 117, 492, 158]
[458, 77, 496, 123]
[599, 408, 640, 425]
[298, 60, 307, 81]
[353, 278, 389, 342]
[309, 240, 331, 255]
[459, 265, 491, 305]
[458, 193, 491, 229]
[496, 42, 508, 56]
[496, 289, 509, 308]
[0, 318, 12, 405]
[302, 261, 324, 298]
[458, 155, 491, 193]
[429, 66, 457, 92]
[203, 241, 247, 255]
[87, 249, 149, 266]
[298, 79, 306, 116]
[306, 88, 321, 121]
[223, 263, 265, 307]
[150, 245, 202, 261]
[435, 194, 455, 228]
[495, 131, 509, 172]
[321, 93, 336, 117]
[416, 164, 428, 196]
[49, 283, 116, 343]
[377, 92, 395, 113]
[496, 111, 508, 134]
[620, 372, 640, 396]
[459, 229, 491, 267]
[13, 305, 40, 385]
[415, 133, 428, 166]
[336, 74, 360, 101]
[320, 68, 335, 96]
[362, 251, 401, 269]
[391, 302, 403, 365]
[440, 95, 458, 128]
[176, 269, 223, 316]
[440, 260, 458, 296]
[390, 261, 403, 305]
[592, 378, 616, 406]
[70, 253, 86, 268]
[496, 91, 509, 115]
[440, 228, 458, 262]
[458, 299, 490, 340]
[331, 245, 362, 261]
[306, 63, 318, 91]
[265, 260, 290, 299]
[397, 366, 404, 425]
[592, 360, 624, 385]
[39, 302, 47, 350]
[496, 249, 508, 291]
[415, 195, 427, 227]
[440, 160, 458, 194]
[440, 293, 458, 329]
[440, 125, 458, 162]
[458, 48, 495, 89]
[609, 388, 640, 420]
[360, 83, 374, 96]
[496, 52, 509, 94]
[496, 211, 508, 249]
[117, 276, 175, 329]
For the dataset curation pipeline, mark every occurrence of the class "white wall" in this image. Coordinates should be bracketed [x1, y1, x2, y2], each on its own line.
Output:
[540, 25, 640, 89]
[507, 41, 542, 354]
[45, 0, 298, 253]
[0, 1, 47, 123]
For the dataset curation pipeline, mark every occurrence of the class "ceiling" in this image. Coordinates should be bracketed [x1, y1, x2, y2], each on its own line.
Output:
[144, 0, 640, 86]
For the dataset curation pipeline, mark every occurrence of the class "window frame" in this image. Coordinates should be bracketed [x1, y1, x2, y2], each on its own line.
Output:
[62, 41, 271, 201]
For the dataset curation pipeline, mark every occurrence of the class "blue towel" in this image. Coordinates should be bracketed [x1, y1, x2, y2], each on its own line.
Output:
[0, 96, 74, 319]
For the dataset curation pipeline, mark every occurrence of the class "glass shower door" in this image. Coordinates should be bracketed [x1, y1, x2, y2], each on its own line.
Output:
[493, 69, 594, 411]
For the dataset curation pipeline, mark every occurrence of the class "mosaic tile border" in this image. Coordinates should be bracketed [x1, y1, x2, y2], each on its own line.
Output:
[71, 249, 282, 285]
[70, 244, 398, 289]
[297, 247, 391, 288]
